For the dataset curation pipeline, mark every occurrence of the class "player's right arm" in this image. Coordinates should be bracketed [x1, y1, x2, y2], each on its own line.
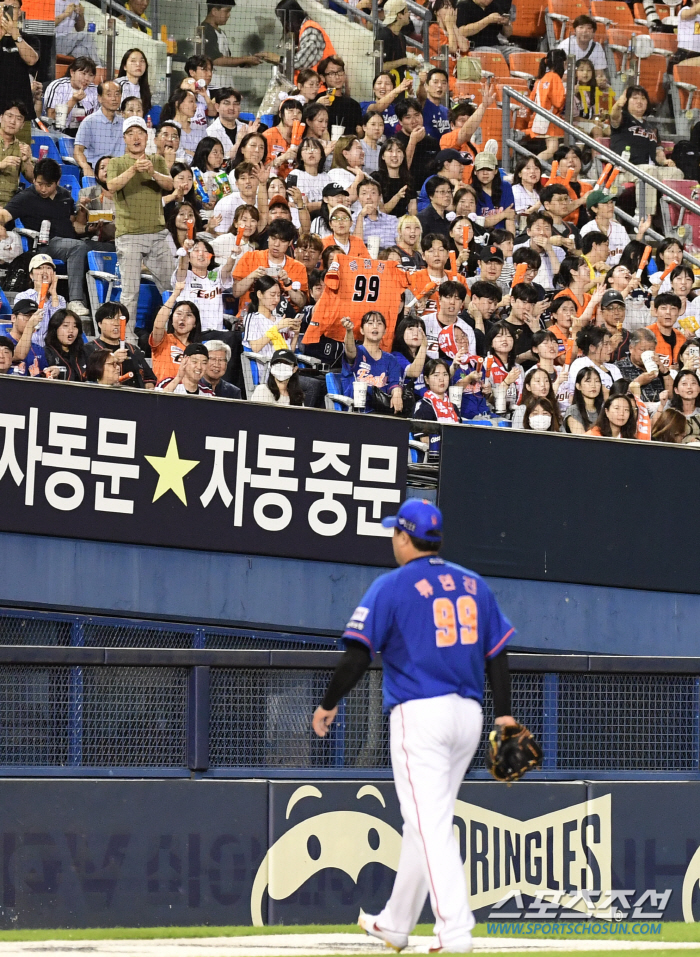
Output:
[312, 577, 390, 738]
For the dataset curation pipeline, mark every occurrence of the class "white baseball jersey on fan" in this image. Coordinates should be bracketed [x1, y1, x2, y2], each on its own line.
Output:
[344, 555, 514, 951]
[170, 266, 232, 332]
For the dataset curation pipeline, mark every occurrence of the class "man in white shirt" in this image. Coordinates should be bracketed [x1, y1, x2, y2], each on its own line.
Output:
[558, 15, 608, 86]
[212, 161, 269, 234]
[206, 88, 245, 160]
[579, 190, 630, 266]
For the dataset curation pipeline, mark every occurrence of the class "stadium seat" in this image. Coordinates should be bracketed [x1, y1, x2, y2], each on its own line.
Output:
[13, 219, 67, 274]
[58, 137, 77, 165]
[86, 250, 120, 323]
[0, 288, 11, 315]
[545, 0, 592, 45]
[55, 54, 73, 79]
[408, 434, 430, 463]
[474, 106, 505, 160]
[509, 52, 545, 82]
[242, 345, 270, 398]
[511, 0, 546, 39]
[659, 180, 700, 249]
[591, 0, 636, 27]
[30, 135, 61, 163]
[239, 111, 256, 122]
[60, 165, 80, 186]
[82, 176, 96, 188]
[470, 51, 510, 80]
[452, 80, 483, 104]
[637, 53, 667, 106]
[323, 372, 352, 411]
[134, 281, 163, 337]
[671, 63, 699, 138]
[650, 32, 677, 54]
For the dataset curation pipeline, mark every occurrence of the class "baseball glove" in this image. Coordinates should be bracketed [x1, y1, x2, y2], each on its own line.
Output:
[486, 723, 543, 782]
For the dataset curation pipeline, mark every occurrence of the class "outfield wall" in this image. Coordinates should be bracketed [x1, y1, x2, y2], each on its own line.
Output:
[0, 779, 697, 928]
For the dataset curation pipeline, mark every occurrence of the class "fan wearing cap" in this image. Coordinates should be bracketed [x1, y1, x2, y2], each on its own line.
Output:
[156, 342, 214, 395]
[0, 336, 17, 376]
[472, 152, 515, 234]
[250, 347, 305, 406]
[309, 182, 351, 239]
[467, 244, 505, 293]
[322, 204, 369, 258]
[0, 298, 47, 373]
[313, 498, 516, 954]
[106, 117, 175, 345]
[579, 190, 636, 266]
[375, 0, 420, 78]
[416, 151, 467, 214]
[13, 254, 65, 348]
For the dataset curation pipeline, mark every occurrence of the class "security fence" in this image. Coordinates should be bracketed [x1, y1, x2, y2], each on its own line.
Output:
[0, 607, 698, 778]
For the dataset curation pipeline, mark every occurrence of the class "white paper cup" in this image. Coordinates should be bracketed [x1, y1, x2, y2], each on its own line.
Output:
[448, 385, 463, 410]
[55, 102, 69, 128]
[366, 235, 380, 259]
[641, 350, 659, 374]
[353, 380, 368, 409]
[493, 382, 507, 414]
[331, 125, 345, 141]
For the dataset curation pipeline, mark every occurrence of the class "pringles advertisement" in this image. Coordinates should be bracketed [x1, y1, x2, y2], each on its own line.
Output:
[0, 779, 697, 928]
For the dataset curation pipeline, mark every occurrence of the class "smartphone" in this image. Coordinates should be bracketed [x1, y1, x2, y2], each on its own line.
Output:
[2, 5, 14, 18]
[286, 173, 297, 188]
[53, 366, 67, 379]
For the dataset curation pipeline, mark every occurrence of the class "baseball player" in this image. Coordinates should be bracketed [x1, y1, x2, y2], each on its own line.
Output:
[312, 499, 516, 953]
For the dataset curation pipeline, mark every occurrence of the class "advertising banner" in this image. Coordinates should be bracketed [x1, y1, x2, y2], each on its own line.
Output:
[0, 779, 698, 929]
[0, 377, 408, 566]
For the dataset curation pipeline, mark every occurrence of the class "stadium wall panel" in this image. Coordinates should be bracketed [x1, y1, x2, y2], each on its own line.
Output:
[1, 531, 699, 656]
[0, 779, 697, 928]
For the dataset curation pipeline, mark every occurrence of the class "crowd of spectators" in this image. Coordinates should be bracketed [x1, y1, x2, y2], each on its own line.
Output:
[0, 0, 699, 448]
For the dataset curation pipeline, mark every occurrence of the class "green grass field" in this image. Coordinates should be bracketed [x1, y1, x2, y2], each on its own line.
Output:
[0, 922, 698, 943]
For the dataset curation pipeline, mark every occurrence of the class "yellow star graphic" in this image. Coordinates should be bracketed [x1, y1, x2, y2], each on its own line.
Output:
[144, 432, 199, 505]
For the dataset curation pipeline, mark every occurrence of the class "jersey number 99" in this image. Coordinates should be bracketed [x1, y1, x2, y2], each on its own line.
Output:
[352, 274, 380, 303]
[433, 596, 478, 647]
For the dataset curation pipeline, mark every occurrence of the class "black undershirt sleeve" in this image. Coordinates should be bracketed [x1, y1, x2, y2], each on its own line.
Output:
[486, 649, 511, 718]
[321, 641, 372, 710]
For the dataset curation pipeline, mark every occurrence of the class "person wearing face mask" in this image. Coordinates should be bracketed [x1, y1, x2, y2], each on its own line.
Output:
[522, 397, 559, 432]
[251, 348, 305, 406]
[157, 342, 214, 395]
[511, 365, 562, 430]
[173, 237, 235, 334]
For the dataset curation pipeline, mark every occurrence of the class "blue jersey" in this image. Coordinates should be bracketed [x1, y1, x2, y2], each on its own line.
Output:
[360, 101, 400, 139]
[343, 555, 514, 711]
[341, 344, 403, 401]
[422, 100, 451, 141]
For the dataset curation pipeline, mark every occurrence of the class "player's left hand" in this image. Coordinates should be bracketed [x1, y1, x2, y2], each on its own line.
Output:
[312, 705, 338, 737]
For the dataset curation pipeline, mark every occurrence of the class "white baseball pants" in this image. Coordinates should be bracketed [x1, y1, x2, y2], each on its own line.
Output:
[377, 694, 483, 951]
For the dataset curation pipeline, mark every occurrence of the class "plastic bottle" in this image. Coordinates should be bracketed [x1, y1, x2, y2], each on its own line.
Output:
[39, 220, 50, 245]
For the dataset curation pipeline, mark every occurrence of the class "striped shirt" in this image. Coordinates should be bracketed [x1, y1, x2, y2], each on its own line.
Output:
[43, 77, 98, 129]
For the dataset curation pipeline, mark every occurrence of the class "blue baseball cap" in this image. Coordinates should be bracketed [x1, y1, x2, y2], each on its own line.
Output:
[381, 499, 443, 540]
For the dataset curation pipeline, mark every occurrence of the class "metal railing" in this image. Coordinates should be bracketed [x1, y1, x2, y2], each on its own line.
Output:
[0, 607, 698, 780]
[500, 85, 700, 268]
[321, 0, 431, 61]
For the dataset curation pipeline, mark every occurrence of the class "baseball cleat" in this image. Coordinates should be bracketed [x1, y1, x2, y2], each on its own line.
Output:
[358, 909, 409, 952]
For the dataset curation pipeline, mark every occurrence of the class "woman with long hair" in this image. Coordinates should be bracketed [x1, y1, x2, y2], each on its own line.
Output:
[43, 309, 87, 381]
[522, 396, 560, 432]
[511, 365, 562, 430]
[230, 131, 268, 170]
[666, 369, 700, 441]
[587, 393, 637, 438]
[484, 321, 524, 410]
[524, 48, 567, 161]
[563, 366, 604, 433]
[251, 347, 306, 406]
[161, 89, 203, 158]
[568, 325, 621, 393]
[301, 102, 333, 166]
[449, 215, 478, 276]
[374, 137, 417, 218]
[412, 357, 461, 457]
[191, 137, 225, 175]
[165, 201, 205, 259]
[116, 48, 151, 116]
[211, 204, 260, 261]
[652, 407, 687, 443]
[243, 275, 301, 358]
[359, 71, 412, 138]
[149, 283, 202, 383]
[391, 315, 428, 395]
[360, 112, 385, 174]
[511, 156, 543, 221]
[329, 135, 366, 204]
[573, 58, 610, 139]
[649, 238, 685, 292]
[472, 153, 515, 233]
[162, 163, 201, 218]
[554, 256, 595, 316]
